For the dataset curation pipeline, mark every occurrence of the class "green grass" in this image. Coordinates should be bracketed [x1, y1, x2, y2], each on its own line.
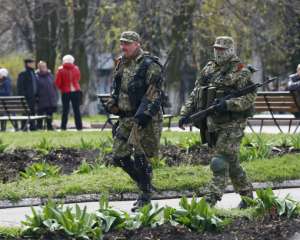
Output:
[0, 226, 22, 239]
[1, 131, 297, 149]
[1, 131, 111, 148]
[0, 131, 200, 149]
[0, 154, 299, 201]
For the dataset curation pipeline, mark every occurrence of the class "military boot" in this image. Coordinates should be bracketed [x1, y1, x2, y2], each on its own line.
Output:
[113, 155, 140, 183]
[131, 154, 154, 212]
[238, 190, 254, 209]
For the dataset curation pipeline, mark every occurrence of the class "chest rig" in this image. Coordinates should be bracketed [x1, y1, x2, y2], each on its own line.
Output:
[198, 61, 253, 122]
[112, 55, 162, 112]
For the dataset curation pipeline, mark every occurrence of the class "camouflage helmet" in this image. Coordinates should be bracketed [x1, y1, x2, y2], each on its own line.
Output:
[120, 31, 141, 43]
[213, 36, 234, 49]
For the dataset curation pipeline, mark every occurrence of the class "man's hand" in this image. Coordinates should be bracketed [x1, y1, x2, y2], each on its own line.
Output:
[178, 116, 189, 130]
[135, 113, 152, 128]
[214, 99, 227, 113]
[103, 98, 119, 114]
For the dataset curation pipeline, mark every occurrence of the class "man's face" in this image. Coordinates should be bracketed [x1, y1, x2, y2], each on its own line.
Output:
[120, 41, 140, 59]
[297, 67, 300, 76]
[27, 62, 35, 69]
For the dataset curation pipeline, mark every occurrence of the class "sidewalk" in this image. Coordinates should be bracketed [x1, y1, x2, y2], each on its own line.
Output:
[1, 188, 300, 227]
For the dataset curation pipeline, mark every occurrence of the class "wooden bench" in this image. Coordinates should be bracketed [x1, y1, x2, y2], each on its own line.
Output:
[97, 94, 174, 130]
[0, 96, 48, 131]
[247, 91, 300, 133]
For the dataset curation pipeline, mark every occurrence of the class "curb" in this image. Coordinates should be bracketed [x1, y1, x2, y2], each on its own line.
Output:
[1, 179, 300, 209]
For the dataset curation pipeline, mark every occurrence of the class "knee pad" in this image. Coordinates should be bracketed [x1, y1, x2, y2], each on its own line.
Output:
[210, 155, 227, 173]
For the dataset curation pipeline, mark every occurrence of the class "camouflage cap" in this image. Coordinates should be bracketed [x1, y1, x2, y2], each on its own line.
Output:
[120, 31, 140, 43]
[213, 36, 234, 49]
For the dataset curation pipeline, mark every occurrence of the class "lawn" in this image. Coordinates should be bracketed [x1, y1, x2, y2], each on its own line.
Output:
[0, 154, 299, 201]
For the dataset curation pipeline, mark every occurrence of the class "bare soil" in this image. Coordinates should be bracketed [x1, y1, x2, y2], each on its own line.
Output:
[0, 145, 299, 183]
[104, 216, 300, 240]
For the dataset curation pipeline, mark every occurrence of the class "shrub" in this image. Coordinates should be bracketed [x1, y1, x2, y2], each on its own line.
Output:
[79, 137, 96, 150]
[164, 197, 223, 232]
[20, 162, 61, 179]
[34, 137, 53, 154]
[290, 134, 300, 149]
[22, 200, 102, 239]
[243, 188, 300, 218]
[74, 160, 94, 174]
[96, 195, 130, 232]
[240, 135, 272, 161]
[127, 203, 164, 229]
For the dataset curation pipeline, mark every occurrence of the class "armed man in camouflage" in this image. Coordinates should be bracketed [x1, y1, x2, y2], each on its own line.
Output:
[103, 31, 163, 211]
[179, 36, 256, 208]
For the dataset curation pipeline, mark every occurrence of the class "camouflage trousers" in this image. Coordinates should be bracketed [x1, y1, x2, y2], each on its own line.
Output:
[202, 127, 253, 205]
[112, 116, 162, 159]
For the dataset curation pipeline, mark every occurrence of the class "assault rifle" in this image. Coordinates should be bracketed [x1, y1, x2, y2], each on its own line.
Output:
[186, 76, 278, 124]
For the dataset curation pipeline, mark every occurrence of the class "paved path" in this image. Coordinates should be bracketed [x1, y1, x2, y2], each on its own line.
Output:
[1, 188, 299, 228]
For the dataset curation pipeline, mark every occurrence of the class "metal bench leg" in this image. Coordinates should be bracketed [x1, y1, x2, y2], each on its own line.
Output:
[101, 119, 109, 131]
[247, 121, 255, 133]
[168, 117, 172, 130]
[260, 120, 264, 133]
[293, 120, 300, 134]
[288, 119, 292, 133]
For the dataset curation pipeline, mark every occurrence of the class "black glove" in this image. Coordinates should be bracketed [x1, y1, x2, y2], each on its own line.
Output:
[214, 99, 227, 113]
[135, 113, 152, 128]
[178, 116, 189, 129]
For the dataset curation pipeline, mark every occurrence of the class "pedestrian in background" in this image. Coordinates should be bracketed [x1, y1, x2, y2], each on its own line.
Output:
[0, 68, 12, 131]
[287, 64, 300, 118]
[55, 54, 82, 130]
[36, 61, 58, 130]
[17, 59, 38, 131]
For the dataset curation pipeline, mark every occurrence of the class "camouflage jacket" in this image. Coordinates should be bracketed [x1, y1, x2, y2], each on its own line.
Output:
[111, 49, 163, 119]
[180, 56, 256, 131]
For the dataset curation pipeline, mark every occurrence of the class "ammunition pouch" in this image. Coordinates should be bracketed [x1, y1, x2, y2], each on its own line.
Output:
[206, 87, 217, 107]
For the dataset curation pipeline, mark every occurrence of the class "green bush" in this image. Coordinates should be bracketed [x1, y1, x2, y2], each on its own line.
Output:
[20, 162, 61, 179]
[290, 134, 300, 149]
[79, 138, 96, 150]
[22, 200, 102, 239]
[164, 197, 223, 232]
[34, 137, 53, 154]
[74, 160, 94, 174]
[243, 188, 300, 218]
[240, 135, 272, 161]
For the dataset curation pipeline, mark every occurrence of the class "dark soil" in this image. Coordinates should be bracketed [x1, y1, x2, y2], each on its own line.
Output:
[2, 216, 299, 240]
[104, 216, 300, 240]
[0, 148, 100, 183]
[0, 144, 299, 183]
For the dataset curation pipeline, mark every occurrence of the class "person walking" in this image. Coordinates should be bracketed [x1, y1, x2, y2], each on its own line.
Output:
[103, 31, 163, 211]
[179, 36, 256, 208]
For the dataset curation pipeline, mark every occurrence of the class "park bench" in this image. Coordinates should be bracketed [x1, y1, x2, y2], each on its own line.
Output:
[97, 94, 174, 130]
[247, 91, 300, 133]
[0, 96, 48, 131]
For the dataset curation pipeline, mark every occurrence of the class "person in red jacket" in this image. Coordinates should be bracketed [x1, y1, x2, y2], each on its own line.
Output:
[55, 54, 83, 130]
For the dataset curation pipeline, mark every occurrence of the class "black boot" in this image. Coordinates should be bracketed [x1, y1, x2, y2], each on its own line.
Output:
[113, 155, 140, 183]
[131, 154, 154, 212]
